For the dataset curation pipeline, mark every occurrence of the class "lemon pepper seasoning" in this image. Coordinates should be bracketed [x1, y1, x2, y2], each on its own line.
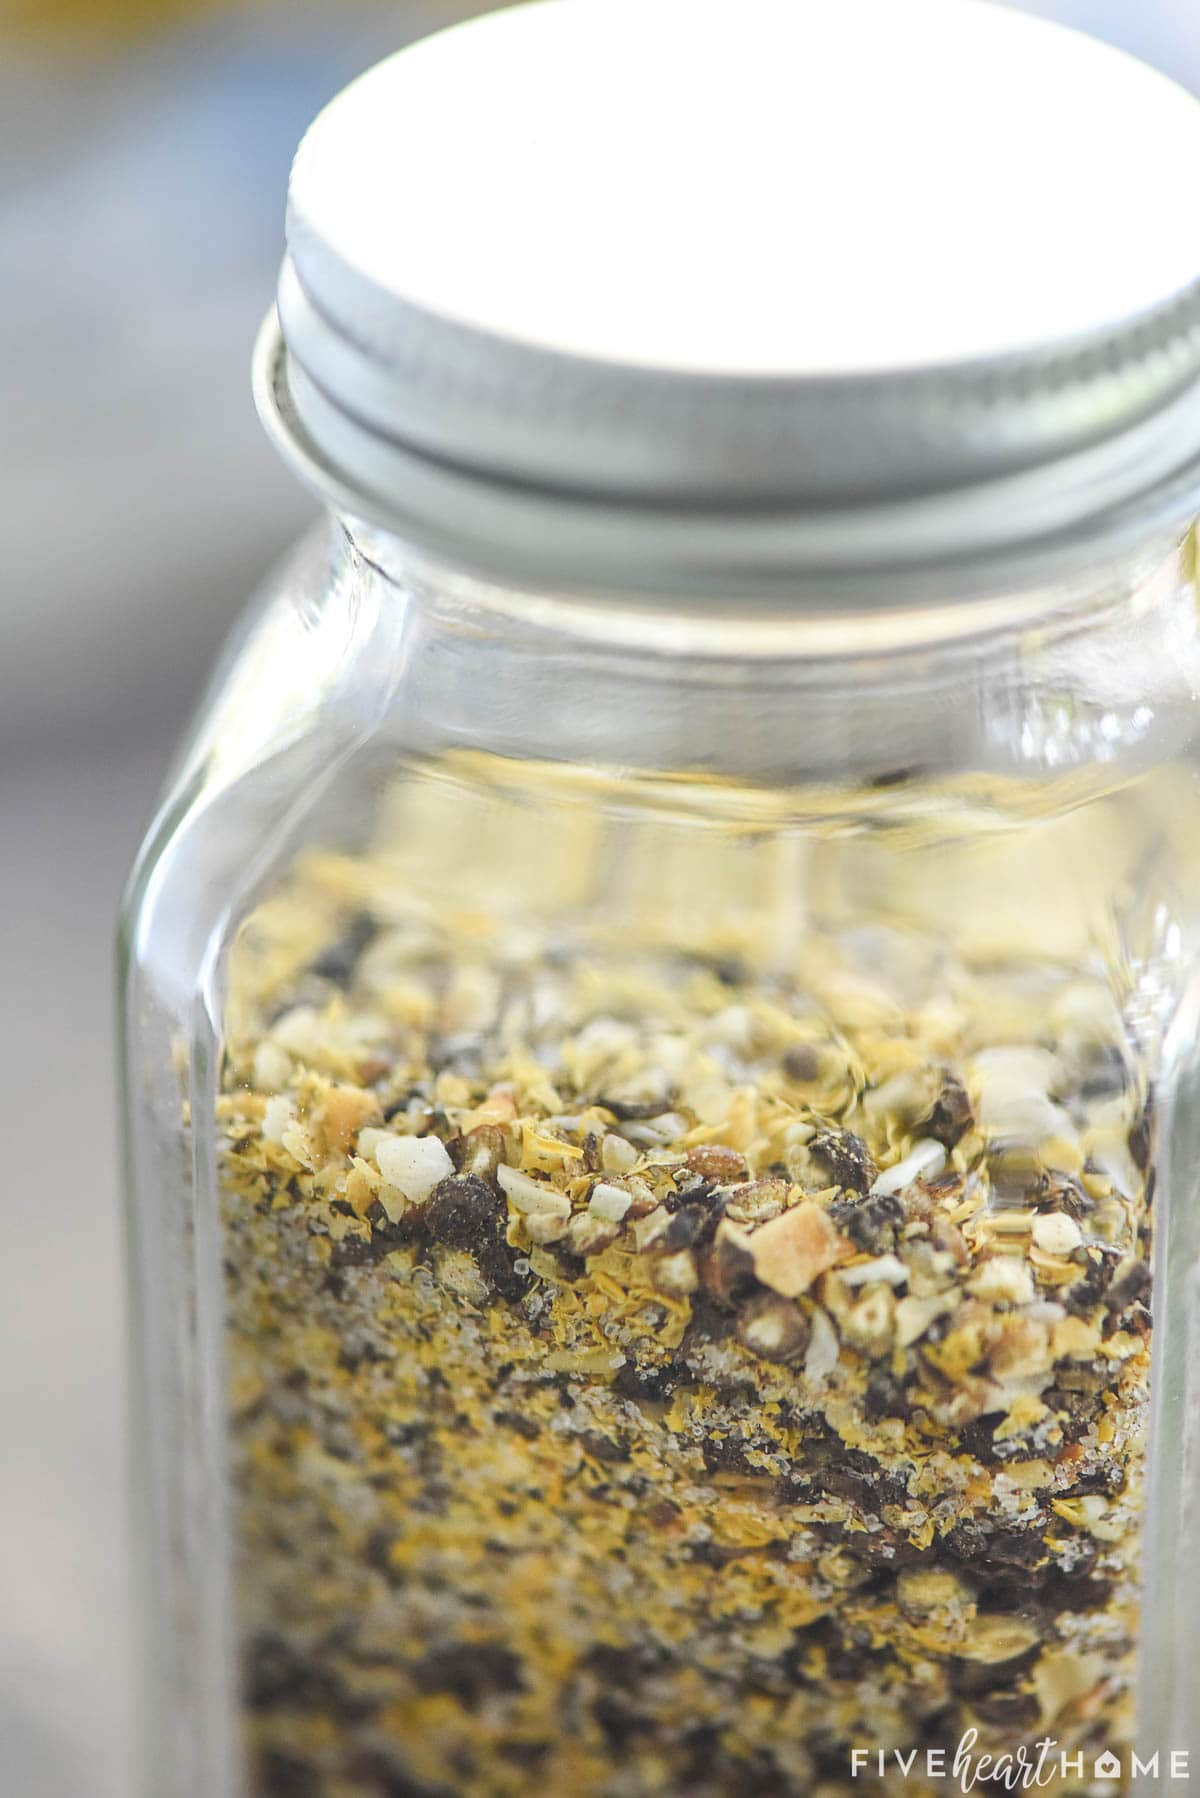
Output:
[219, 844, 1150, 1796]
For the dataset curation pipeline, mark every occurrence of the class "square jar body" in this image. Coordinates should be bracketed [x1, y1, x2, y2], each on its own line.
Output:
[120, 520, 1200, 1797]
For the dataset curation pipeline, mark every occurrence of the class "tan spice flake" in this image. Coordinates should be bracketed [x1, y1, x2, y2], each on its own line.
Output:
[743, 1201, 852, 1298]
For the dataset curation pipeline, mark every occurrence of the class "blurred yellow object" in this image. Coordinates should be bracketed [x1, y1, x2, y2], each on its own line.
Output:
[2, 0, 388, 50]
[4, 0, 224, 46]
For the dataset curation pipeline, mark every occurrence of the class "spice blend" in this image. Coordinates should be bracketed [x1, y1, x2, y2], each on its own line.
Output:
[219, 817, 1152, 1797]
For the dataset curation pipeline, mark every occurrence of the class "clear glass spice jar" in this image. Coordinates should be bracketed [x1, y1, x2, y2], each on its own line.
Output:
[120, 3, 1200, 1794]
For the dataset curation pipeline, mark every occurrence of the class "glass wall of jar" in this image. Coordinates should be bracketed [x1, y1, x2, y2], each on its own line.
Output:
[122, 520, 1200, 1795]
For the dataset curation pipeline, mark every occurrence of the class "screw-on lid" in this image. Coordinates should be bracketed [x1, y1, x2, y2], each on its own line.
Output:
[255, 0, 1200, 603]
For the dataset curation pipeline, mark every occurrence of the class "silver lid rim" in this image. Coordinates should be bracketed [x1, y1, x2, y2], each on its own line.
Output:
[254, 306, 1200, 607]
[279, 246, 1200, 506]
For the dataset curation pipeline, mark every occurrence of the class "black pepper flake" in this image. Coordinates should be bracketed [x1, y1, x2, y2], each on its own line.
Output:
[338, 1331, 388, 1372]
[694, 953, 747, 987]
[496, 1741, 552, 1773]
[1079, 1044, 1131, 1100]
[917, 1074, 974, 1149]
[808, 1129, 876, 1195]
[547, 1244, 588, 1283]
[1063, 1245, 1122, 1317]
[1129, 1094, 1155, 1173]
[449, 1125, 506, 1181]
[782, 1043, 821, 1083]
[582, 1640, 673, 1688]
[701, 1225, 759, 1306]
[592, 1693, 656, 1750]
[412, 1643, 524, 1708]
[949, 1643, 1042, 1698]
[611, 1358, 680, 1403]
[255, 1747, 325, 1798]
[1105, 1260, 1152, 1319]
[702, 1433, 760, 1477]
[596, 1094, 676, 1121]
[677, 1726, 724, 1784]
[686, 1539, 740, 1568]
[382, 1419, 432, 1450]
[366, 1529, 404, 1581]
[423, 1179, 533, 1295]
[474, 1233, 533, 1303]
[863, 1364, 913, 1422]
[1060, 1466, 1126, 1500]
[493, 1408, 540, 1441]
[812, 1447, 910, 1509]
[366, 1202, 415, 1248]
[681, 1288, 738, 1346]
[381, 1094, 429, 1125]
[839, 1527, 928, 1573]
[944, 1523, 1048, 1579]
[424, 1175, 503, 1248]
[244, 1632, 345, 1712]
[807, 1733, 859, 1781]
[828, 1190, 903, 1254]
[957, 1413, 1018, 1467]
[965, 1690, 1041, 1732]
[579, 1428, 631, 1463]
[309, 911, 378, 986]
[344, 1747, 452, 1797]
[660, 1205, 712, 1251]
[1044, 1387, 1102, 1445]
[331, 1232, 394, 1269]
[1027, 1171, 1092, 1219]
[1035, 1567, 1110, 1615]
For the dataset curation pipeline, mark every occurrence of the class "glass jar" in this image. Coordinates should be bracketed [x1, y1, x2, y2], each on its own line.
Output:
[121, 3, 1200, 1794]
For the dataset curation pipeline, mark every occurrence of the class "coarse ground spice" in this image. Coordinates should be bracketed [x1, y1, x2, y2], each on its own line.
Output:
[217, 793, 1152, 1798]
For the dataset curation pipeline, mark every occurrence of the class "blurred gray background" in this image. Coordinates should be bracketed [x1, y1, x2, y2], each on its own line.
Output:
[1, 1, 1198, 1793]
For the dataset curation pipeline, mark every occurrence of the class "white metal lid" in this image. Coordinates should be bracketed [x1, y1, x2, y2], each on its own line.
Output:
[256, 0, 1200, 600]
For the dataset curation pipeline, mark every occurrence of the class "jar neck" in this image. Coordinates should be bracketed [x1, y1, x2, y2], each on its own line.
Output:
[348, 514, 1191, 656]
[339, 517, 1200, 795]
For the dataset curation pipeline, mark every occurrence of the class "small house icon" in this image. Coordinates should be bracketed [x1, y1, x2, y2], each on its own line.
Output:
[1093, 1752, 1123, 1781]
